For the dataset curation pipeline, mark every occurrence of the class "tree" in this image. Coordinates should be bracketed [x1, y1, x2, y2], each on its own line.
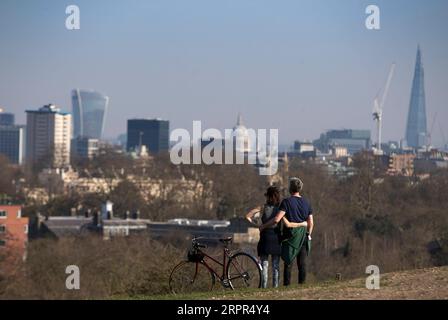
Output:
[43, 193, 81, 217]
[109, 180, 146, 219]
[210, 163, 266, 219]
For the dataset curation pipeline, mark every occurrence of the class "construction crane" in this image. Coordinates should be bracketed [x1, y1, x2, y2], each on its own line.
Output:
[372, 63, 396, 154]
[439, 121, 447, 150]
[426, 112, 438, 150]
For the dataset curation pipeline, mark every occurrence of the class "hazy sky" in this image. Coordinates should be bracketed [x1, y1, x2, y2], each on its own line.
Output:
[0, 0, 447, 146]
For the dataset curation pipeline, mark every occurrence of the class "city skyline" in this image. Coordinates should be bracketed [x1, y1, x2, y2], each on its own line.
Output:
[1, 0, 447, 147]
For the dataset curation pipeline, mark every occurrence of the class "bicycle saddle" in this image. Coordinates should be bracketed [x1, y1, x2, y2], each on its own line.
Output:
[219, 236, 233, 244]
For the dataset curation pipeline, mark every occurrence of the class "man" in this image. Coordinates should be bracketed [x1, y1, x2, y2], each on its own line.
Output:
[259, 177, 314, 285]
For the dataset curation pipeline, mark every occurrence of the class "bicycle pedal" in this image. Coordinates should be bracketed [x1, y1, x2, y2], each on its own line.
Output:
[221, 279, 232, 288]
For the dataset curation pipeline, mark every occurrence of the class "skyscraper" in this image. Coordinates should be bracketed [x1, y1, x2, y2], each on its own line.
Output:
[405, 46, 427, 149]
[26, 104, 71, 168]
[127, 119, 169, 154]
[0, 108, 15, 126]
[0, 108, 25, 164]
[72, 89, 109, 139]
[0, 125, 25, 165]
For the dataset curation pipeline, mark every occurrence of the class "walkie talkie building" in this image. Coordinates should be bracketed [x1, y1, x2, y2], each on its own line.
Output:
[72, 89, 109, 139]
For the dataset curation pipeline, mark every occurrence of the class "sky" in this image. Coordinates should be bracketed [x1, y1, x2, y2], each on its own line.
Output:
[0, 0, 447, 147]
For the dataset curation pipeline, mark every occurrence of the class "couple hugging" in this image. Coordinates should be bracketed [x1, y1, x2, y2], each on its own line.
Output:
[246, 177, 314, 289]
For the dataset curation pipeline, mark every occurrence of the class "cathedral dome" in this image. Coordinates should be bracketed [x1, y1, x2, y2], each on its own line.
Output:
[233, 113, 251, 153]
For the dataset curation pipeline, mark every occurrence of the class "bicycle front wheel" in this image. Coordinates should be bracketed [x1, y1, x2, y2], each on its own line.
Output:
[226, 252, 262, 290]
[169, 261, 215, 295]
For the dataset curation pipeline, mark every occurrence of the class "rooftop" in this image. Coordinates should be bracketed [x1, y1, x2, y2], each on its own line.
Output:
[128, 118, 168, 122]
[42, 216, 93, 237]
[26, 104, 70, 116]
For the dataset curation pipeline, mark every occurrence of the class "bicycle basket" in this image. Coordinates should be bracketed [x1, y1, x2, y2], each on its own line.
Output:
[187, 248, 205, 262]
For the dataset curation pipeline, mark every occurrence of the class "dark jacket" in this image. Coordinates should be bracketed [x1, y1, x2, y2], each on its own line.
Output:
[257, 205, 282, 256]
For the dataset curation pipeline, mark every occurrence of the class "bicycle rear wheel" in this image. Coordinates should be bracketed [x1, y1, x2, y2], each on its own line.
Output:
[226, 252, 262, 290]
[169, 261, 215, 294]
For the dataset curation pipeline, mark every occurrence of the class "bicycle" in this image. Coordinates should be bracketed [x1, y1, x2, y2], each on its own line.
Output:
[169, 236, 262, 294]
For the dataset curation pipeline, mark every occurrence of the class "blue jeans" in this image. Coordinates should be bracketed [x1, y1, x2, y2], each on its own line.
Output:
[260, 254, 280, 288]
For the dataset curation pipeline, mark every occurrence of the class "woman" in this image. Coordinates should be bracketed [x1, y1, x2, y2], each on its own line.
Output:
[245, 186, 282, 288]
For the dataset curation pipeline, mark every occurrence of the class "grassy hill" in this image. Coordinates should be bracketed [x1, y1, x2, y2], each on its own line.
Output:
[133, 266, 448, 300]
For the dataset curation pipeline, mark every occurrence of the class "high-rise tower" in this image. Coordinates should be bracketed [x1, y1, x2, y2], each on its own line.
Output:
[405, 46, 427, 149]
[26, 104, 71, 168]
[72, 89, 109, 139]
[0, 108, 15, 126]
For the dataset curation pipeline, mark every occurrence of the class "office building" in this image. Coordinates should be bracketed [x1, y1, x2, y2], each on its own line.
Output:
[71, 136, 99, 160]
[72, 89, 109, 139]
[0, 125, 25, 164]
[26, 104, 71, 168]
[127, 119, 169, 154]
[0, 108, 15, 126]
[405, 46, 428, 149]
[314, 129, 371, 155]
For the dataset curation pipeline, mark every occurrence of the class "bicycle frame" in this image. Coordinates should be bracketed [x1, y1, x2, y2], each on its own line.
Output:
[194, 245, 260, 289]
[196, 246, 232, 283]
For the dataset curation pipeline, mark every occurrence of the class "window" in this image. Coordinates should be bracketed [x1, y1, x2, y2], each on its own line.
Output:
[0, 239, 6, 247]
[0, 225, 5, 233]
[17, 209, 22, 218]
[0, 210, 6, 218]
[24, 225, 28, 234]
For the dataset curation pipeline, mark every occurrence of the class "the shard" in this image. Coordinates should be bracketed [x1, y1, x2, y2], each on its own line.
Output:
[405, 46, 427, 149]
